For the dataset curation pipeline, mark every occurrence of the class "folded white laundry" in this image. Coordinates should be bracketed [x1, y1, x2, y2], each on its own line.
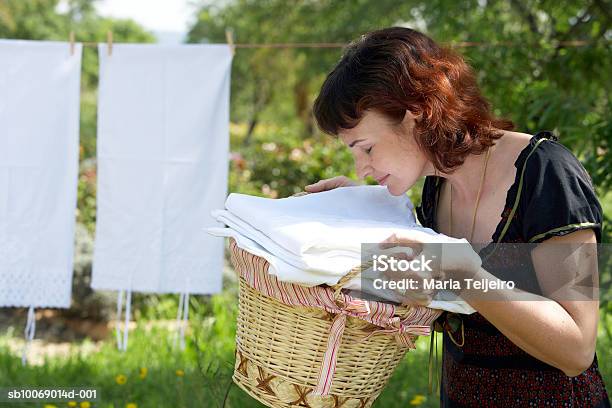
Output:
[209, 186, 475, 314]
[225, 186, 421, 255]
[217, 187, 470, 273]
[212, 209, 358, 277]
[209, 226, 475, 314]
[208, 227, 307, 283]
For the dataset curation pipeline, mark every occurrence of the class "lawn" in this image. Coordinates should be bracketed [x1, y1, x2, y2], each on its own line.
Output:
[1, 281, 611, 408]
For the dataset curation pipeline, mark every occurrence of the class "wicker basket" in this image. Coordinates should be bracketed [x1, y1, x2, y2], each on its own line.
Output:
[229, 238, 441, 408]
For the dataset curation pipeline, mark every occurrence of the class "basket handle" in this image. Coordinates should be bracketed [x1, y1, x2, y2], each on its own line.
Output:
[331, 265, 363, 301]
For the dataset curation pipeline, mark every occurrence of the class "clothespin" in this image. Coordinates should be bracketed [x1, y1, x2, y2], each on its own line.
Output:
[107, 30, 113, 56]
[69, 31, 75, 56]
[225, 28, 235, 56]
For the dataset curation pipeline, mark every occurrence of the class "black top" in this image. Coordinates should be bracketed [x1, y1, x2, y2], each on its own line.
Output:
[416, 131, 610, 407]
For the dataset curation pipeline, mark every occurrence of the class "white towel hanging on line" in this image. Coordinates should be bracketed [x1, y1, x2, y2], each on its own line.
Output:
[0, 39, 82, 309]
[92, 43, 232, 295]
[92, 43, 233, 350]
[0, 39, 82, 364]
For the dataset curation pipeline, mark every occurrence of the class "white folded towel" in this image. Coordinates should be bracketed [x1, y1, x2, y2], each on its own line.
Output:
[225, 186, 419, 255]
[209, 226, 474, 314]
[209, 186, 475, 314]
[212, 209, 358, 277]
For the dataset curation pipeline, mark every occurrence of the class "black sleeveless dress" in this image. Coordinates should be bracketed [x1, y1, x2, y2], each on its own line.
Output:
[416, 131, 610, 407]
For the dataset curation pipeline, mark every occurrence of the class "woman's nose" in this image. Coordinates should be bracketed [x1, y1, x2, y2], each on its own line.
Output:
[355, 155, 371, 180]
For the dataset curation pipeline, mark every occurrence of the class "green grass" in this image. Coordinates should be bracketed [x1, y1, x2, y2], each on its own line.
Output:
[1, 286, 610, 408]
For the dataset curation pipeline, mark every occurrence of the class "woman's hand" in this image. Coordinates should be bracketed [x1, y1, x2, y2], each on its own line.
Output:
[304, 176, 359, 193]
[376, 230, 482, 304]
[290, 176, 358, 198]
[373, 242, 438, 306]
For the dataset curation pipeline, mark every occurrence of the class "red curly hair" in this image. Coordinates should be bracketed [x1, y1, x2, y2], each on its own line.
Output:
[313, 27, 514, 172]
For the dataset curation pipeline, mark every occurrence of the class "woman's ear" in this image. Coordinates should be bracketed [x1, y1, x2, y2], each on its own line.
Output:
[404, 109, 422, 123]
[397, 110, 421, 136]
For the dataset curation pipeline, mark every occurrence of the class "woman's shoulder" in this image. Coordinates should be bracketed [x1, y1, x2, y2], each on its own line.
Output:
[521, 131, 595, 189]
[516, 130, 603, 243]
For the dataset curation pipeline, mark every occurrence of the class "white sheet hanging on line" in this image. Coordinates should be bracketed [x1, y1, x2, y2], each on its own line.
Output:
[0, 39, 82, 309]
[92, 44, 232, 297]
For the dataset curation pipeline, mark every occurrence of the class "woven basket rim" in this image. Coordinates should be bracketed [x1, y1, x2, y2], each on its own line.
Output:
[228, 238, 417, 318]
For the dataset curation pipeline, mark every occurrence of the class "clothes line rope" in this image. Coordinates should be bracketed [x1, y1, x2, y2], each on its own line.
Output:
[73, 40, 603, 48]
[70, 31, 605, 51]
[217, 39, 605, 48]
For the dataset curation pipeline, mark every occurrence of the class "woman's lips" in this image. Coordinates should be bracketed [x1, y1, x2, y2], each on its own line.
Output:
[376, 174, 390, 185]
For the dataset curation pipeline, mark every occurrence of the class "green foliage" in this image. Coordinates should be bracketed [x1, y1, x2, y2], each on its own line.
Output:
[187, 0, 419, 128]
[229, 123, 356, 198]
[187, 0, 611, 193]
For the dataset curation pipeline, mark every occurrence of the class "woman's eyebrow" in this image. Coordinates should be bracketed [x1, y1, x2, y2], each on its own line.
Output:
[348, 138, 365, 148]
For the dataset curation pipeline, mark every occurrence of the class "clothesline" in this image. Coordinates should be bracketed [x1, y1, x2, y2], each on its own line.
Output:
[67, 30, 607, 52]
[75, 40, 600, 49]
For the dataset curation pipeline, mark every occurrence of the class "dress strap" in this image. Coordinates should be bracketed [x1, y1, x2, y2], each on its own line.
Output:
[533, 130, 558, 141]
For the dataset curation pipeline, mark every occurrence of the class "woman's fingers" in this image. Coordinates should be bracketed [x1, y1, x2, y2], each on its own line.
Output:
[373, 234, 441, 306]
[304, 181, 325, 193]
[381, 267, 435, 306]
[379, 233, 398, 246]
[382, 267, 430, 283]
[304, 179, 331, 192]
[384, 270, 436, 306]
[304, 176, 356, 193]
[379, 233, 424, 254]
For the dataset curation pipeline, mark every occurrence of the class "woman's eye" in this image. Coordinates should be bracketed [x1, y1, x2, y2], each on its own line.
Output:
[365, 146, 373, 154]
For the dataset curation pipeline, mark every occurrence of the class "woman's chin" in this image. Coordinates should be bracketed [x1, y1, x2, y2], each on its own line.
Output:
[385, 184, 408, 196]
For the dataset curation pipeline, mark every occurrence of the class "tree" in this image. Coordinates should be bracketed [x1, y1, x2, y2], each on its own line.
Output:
[187, 0, 610, 191]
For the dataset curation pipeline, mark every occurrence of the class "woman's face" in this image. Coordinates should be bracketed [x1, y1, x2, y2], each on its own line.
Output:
[338, 110, 430, 196]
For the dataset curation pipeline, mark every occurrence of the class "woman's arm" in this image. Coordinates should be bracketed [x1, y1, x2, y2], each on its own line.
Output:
[464, 229, 599, 377]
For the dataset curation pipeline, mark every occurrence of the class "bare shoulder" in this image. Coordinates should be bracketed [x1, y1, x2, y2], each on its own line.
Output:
[494, 129, 533, 159]
[498, 129, 533, 145]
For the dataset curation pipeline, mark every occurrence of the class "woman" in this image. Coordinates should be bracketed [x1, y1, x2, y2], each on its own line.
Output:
[306, 27, 609, 407]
